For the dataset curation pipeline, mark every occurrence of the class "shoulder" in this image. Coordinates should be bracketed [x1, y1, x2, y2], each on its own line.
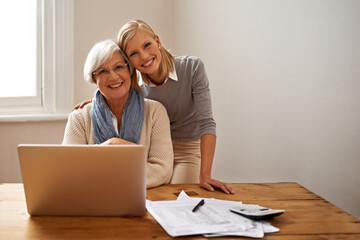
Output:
[144, 98, 168, 117]
[144, 98, 166, 111]
[175, 55, 203, 66]
[68, 103, 92, 121]
[174, 55, 205, 74]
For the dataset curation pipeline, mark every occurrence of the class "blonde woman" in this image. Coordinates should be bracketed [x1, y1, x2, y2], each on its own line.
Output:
[118, 20, 234, 194]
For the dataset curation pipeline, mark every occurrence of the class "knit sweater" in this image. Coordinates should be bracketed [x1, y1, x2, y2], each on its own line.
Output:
[62, 98, 173, 188]
[141, 56, 216, 141]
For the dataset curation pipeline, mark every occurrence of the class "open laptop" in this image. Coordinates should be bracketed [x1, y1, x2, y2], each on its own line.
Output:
[17, 144, 147, 217]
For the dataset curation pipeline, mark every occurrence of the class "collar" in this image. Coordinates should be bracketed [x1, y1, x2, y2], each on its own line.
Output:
[141, 62, 178, 87]
[168, 64, 178, 81]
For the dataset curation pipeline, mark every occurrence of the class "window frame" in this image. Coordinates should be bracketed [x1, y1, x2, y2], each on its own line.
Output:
[0, 0, 74, 121]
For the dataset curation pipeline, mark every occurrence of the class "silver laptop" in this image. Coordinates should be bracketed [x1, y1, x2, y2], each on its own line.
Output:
[18, 144, 147, 217]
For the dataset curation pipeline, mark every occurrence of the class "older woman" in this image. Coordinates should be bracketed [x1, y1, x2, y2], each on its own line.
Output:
[62, 39, 173, 188]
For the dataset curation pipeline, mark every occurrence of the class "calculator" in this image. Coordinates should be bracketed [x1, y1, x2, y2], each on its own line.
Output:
[230, 204, 285, 221]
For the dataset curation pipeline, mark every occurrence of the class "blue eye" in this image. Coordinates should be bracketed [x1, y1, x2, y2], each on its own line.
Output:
[144, 42, 151, 48]
[129, 52, 137, 57]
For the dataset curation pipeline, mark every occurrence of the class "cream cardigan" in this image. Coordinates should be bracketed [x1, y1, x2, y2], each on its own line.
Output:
[62, 98, 173, 188]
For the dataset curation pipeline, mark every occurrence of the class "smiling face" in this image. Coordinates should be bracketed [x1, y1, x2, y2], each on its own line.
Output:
[93, 51, 131, 105]
[124, 30, 162, 81]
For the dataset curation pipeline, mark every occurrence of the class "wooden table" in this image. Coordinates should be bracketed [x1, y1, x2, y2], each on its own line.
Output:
[1, 182, 359, 239]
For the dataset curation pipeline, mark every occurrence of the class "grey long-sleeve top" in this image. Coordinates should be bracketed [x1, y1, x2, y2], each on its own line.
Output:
[141, 56, 216, 141]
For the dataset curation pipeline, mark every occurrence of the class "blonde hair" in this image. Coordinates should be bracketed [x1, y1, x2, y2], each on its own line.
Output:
[117, 19, 175, 85]
[83, 39, 141, 92]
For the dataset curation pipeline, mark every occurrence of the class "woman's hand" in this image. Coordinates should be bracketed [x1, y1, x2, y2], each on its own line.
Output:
[72, 99, 92, 110]
[100, 138, 136, 145]
[200, 175, 235, 194]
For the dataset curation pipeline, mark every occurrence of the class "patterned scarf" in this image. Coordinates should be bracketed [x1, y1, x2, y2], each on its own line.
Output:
[90, 88, 144, 144]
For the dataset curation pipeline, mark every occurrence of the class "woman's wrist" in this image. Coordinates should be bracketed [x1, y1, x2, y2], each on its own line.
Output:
[200, 171, 211, 180]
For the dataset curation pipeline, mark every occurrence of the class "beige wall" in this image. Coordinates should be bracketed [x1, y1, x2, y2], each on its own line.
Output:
[1, 0, 359, 218]
[0, 0, 171, 182]
[169, 0, 360, 218]
[74, 0, 172, 104]
[0, 121, 66, 182]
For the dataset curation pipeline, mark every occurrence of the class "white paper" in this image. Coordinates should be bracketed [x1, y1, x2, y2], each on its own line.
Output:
[146, 199, 243, 237]
[261, 221, 280, 233]
[176, 190, 191, 200]
[146, 190, 281, 238]
[203, 221, 264, 238]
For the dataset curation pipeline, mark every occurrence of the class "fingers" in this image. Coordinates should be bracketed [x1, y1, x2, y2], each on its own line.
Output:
[100, 138, 137, 145]
[200, 181, 215, 192]
[213, 180, 234, 194]
[223, 183, 235, 194]
[200, 177, 235, 194]
[72, 99, 92, 111]
[80, 99, 92, 108]
[214, 180, 231, 194]
[72, 104, 81, 111]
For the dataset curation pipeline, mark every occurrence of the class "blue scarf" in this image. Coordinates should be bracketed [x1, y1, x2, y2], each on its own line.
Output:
[90, 88, 144, 144]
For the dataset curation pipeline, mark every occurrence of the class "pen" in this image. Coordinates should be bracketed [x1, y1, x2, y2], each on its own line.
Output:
[192, 199, 205, 212]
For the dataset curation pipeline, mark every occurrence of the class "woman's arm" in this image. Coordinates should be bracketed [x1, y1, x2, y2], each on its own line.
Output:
[146, 101, 174, 188]
[200, 134, 234, 194]
[191, 58, 234, 194]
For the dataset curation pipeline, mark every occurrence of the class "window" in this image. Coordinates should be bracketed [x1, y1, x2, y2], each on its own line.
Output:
[0, 0, 74, 120]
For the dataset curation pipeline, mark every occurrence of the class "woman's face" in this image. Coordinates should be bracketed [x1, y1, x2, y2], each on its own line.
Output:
[125, 30, 162, 80]
[93, 51, 131, 103]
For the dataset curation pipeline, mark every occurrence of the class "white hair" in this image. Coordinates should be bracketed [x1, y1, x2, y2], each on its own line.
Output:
[83, 39, 133, 84]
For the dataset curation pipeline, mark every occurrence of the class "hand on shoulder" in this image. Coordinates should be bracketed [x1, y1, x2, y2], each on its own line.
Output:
[73, 99, 92, 111]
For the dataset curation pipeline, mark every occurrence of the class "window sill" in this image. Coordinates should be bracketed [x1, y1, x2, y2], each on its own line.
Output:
[0, 114, 69, 122]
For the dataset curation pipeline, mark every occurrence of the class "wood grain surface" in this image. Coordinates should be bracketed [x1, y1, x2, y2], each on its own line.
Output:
[1, 182, 359, 239]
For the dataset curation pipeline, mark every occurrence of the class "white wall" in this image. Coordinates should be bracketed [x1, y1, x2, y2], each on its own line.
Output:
[1, 0, 359, 218]
[170, 0, 360, 218]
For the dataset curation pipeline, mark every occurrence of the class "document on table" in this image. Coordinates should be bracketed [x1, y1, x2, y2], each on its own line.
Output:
[146, 198, 245, 237]
[146, 190, 280, 238]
